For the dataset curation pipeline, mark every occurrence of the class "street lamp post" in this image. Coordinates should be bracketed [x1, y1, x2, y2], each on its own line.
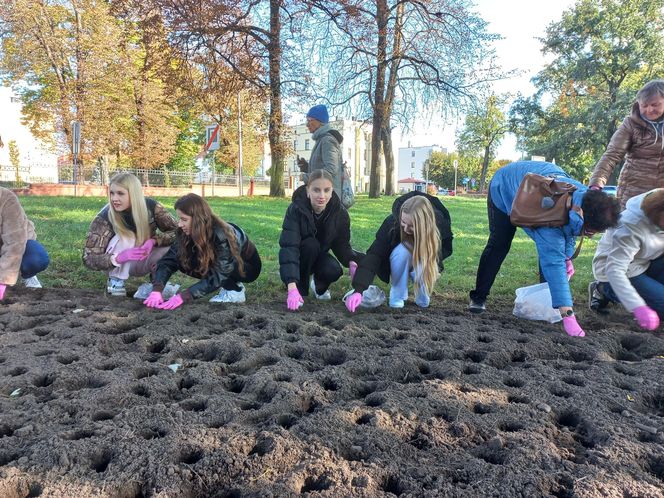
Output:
[453, 159, 458, 195]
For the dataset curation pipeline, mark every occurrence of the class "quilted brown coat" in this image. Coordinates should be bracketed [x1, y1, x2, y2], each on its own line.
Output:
[0, 187, 37, 285]
[83, 198, 176, 271]
[589, 102, 664, 209]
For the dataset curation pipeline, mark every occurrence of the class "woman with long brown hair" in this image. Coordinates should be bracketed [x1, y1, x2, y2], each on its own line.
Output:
[144, 193, 261, 309]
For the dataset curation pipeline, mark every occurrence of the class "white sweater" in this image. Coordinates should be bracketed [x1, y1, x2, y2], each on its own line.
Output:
[592, 189, 664, 311]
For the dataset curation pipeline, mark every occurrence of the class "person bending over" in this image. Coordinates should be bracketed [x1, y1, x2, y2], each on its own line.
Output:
[468, 160, 621, 338]
[345, 191, 453, 312]
[589, 188, 664, 331]
[144, 193, 261, 309]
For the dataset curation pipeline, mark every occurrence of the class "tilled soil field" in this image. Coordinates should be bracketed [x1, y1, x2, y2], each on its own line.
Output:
[1, 288, 663, 497]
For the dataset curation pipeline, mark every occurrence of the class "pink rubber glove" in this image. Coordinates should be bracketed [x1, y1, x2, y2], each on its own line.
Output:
[345, 292, 362, 313]
[116, 247, 147, 264]
[143, 291, 164, 308]
[140, 238, 156, 254]
[633, 305, 660, 330]
[562, 315, 585, 337]
[157, 293, 184, 310]
[0, 284, 5, 300]
[286, 288, 304, 310]
[349, 261, 358, 280]
[565, 259, 574, 280]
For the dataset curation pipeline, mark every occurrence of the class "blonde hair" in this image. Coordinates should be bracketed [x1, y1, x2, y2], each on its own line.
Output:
[108, 172, 151, 246]
[400, 196, 441, 298]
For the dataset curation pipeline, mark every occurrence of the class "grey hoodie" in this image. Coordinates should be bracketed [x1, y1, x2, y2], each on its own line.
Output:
[304, 124, 344, 195]
[592, 189, 664, 311]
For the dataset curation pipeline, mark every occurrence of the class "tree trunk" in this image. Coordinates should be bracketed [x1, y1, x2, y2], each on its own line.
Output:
[268, 0, 285, 197]
[479, 145, 490, 193]
[381, 2, 403, 197]
[369, 0, 389, 198]
[382, 125, 394, 195]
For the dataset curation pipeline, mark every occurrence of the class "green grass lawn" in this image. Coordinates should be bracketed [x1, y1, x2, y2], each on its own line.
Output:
[21, 194, 601, 305]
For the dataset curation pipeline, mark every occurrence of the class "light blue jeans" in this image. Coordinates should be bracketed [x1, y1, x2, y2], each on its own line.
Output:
[389, 243, 430, 308]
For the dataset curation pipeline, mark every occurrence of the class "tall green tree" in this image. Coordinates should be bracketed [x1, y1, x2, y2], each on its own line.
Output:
[510, 0, 664, 180]
[0, 0, 129, 165]
[456, 94, 508, 192]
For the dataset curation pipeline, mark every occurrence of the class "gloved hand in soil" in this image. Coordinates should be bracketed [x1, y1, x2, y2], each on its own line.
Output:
[286, 288, 304, 311]
[143, 291, 164, 308]
[565, 259, 574, 280]
[140, 238, 156, 255]
[349, 261, 358, 280]
[633, 305, 660, 330]
[116, 246, 148, 264]
[562, 315, 585, 337]
[345, 292, 362, 313]
[157, 293, 184, 310]
[0, 284, 5, 300]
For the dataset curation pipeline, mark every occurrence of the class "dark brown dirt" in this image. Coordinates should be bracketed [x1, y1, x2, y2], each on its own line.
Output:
[1, 288, 664, 497]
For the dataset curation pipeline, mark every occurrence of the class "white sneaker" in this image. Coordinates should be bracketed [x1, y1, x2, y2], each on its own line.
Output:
[210, 283, 245, 303]
[20, 276, 42, 288]
[310, 277, 331, 300]
[133, 282, 180, 300]
[107, 278, 127, 297]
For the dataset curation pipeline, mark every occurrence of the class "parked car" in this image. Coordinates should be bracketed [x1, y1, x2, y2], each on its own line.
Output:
[603, 185, 617, 196]
[438, 188, 449, 195]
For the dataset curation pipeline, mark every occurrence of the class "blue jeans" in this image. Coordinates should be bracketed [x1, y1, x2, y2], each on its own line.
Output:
[601, 254, 664, 318]
[21, 240, 49, 278]
[390, 243, 430, 307]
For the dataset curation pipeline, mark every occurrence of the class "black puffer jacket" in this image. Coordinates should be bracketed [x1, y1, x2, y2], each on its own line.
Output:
[279, 185, 356, 285]
[153, 223, 250, 302]
[351, 191, 453, 293]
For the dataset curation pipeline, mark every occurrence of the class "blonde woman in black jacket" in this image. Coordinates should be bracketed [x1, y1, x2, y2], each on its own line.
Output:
[279, 169, 360, 310]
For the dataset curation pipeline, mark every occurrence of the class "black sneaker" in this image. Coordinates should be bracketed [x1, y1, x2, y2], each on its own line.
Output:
[468, 298, 486, 314]
[588, 281, 609, 314]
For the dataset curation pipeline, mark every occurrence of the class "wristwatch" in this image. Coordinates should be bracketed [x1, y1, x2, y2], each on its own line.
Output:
[561, 309, 574, 317]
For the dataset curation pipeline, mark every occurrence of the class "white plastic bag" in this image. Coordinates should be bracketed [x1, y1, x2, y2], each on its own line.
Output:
[342, 285, 386, 308]
[513, 282, 562, 323]
[133, 282, 180, 300]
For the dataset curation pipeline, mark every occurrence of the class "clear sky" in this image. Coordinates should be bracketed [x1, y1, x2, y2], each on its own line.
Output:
[398, 0, 577, 159]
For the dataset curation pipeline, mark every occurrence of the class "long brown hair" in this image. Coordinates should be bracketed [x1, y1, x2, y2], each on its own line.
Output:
[399, 196, 441, 297]
[174, 194, 245, 277]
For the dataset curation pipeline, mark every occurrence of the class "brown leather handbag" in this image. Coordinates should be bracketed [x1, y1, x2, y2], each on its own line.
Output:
[510, 173, 578, 228]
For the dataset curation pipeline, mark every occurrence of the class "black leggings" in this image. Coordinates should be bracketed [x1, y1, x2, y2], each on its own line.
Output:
[223, 243, 262, 291]
[297, 237, 342, 296]
[470, 188, 517, 302]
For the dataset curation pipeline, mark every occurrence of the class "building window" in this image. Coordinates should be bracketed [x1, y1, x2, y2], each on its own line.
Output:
[411, 161, 415, 168]
[293, 140, 297, 149]
[411, 150, 415, 157]
[305, 139, 310, 150]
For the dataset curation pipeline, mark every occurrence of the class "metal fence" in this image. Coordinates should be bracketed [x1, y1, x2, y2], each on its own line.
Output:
[0, 163, 276, 189]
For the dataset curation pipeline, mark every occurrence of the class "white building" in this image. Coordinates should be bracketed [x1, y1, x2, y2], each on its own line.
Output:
[0, 87, 59, 183]
[263, 118, 396, 193]
[398, 144, 446, 183]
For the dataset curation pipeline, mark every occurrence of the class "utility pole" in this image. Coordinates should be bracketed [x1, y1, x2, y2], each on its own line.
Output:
[453, 159, 458, 195]
[237, 92, 244, 196]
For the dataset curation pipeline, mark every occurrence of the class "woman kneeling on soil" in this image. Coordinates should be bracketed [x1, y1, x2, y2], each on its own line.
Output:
[589, 188, 664, 331]
[345, 192, 453, 312]
[0, 186, 49, 299]
[279, 169, 361, 311]
[144, 193, 261, 309]
[83, 173, 176, 297]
